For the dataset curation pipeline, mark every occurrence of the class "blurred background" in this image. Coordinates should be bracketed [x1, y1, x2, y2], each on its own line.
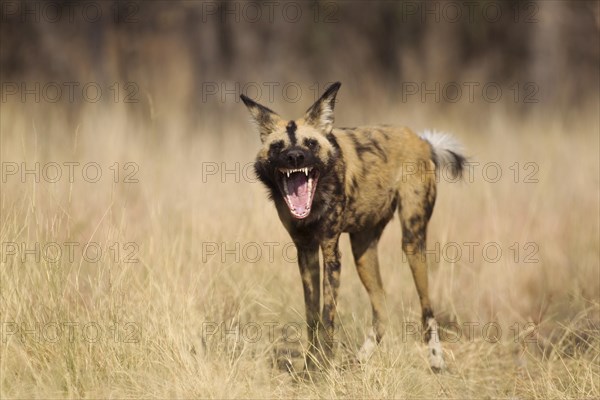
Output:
[2, 0, 598, 130]
[1, 1, 599, 397]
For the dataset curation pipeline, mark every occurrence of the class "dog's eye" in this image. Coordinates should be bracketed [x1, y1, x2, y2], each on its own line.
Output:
[270, 140, 284, 153]
[305, 139, 318, 149]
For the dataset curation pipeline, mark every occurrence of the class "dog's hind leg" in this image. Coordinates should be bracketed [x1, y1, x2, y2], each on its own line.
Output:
[398, 167, 446, 371]
[350, 225, 389, 363]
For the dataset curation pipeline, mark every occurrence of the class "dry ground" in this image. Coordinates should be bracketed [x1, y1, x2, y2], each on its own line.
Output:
[0, 98, 598, 398]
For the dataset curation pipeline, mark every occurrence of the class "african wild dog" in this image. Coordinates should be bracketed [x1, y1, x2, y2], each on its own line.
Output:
[241, 82, 466, 372]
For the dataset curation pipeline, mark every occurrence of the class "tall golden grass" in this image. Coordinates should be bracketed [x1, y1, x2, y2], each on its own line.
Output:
[0, 85, 598, 398]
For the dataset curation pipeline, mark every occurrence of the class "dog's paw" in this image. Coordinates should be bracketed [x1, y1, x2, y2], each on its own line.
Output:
[428, 339, 446, 372]
[426, 319, 446, 372]
[357, 329, 378, 363]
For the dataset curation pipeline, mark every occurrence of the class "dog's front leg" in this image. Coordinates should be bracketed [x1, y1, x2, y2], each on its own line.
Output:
[296, 242, 321, 370]
[320, 236, 341, 365]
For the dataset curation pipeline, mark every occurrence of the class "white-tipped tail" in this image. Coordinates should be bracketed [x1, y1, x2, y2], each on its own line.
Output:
[419, 130, 466, 180]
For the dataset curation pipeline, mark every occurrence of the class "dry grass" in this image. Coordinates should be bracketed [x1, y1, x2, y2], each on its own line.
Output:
[0, 97, 598, 398]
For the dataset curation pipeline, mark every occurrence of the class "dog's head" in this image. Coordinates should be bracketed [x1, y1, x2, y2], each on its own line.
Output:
[241, 82, 341, 220]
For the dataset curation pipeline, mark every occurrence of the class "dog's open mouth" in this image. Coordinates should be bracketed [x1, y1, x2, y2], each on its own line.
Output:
[279, 167, 319, 219]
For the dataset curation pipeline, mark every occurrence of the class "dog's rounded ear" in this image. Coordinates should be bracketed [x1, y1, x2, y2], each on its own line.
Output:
[240, 94, 280, 143]
[304, 82, 341, 134]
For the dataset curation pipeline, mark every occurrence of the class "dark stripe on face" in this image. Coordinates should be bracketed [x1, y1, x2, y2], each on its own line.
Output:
[286, 120, 297, 145]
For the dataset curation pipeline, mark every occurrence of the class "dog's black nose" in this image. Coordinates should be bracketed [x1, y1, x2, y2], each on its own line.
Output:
[286, 150, 305, 167]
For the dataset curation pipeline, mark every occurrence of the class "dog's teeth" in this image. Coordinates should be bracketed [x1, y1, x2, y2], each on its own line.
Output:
[304, 168, 308, 176]
[286, 171, 290, 178]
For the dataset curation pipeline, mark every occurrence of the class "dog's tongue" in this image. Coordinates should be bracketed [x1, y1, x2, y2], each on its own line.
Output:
[286, 172, 309, 214]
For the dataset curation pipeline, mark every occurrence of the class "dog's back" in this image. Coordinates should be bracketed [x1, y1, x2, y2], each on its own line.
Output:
[332, 126, 451, 233]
